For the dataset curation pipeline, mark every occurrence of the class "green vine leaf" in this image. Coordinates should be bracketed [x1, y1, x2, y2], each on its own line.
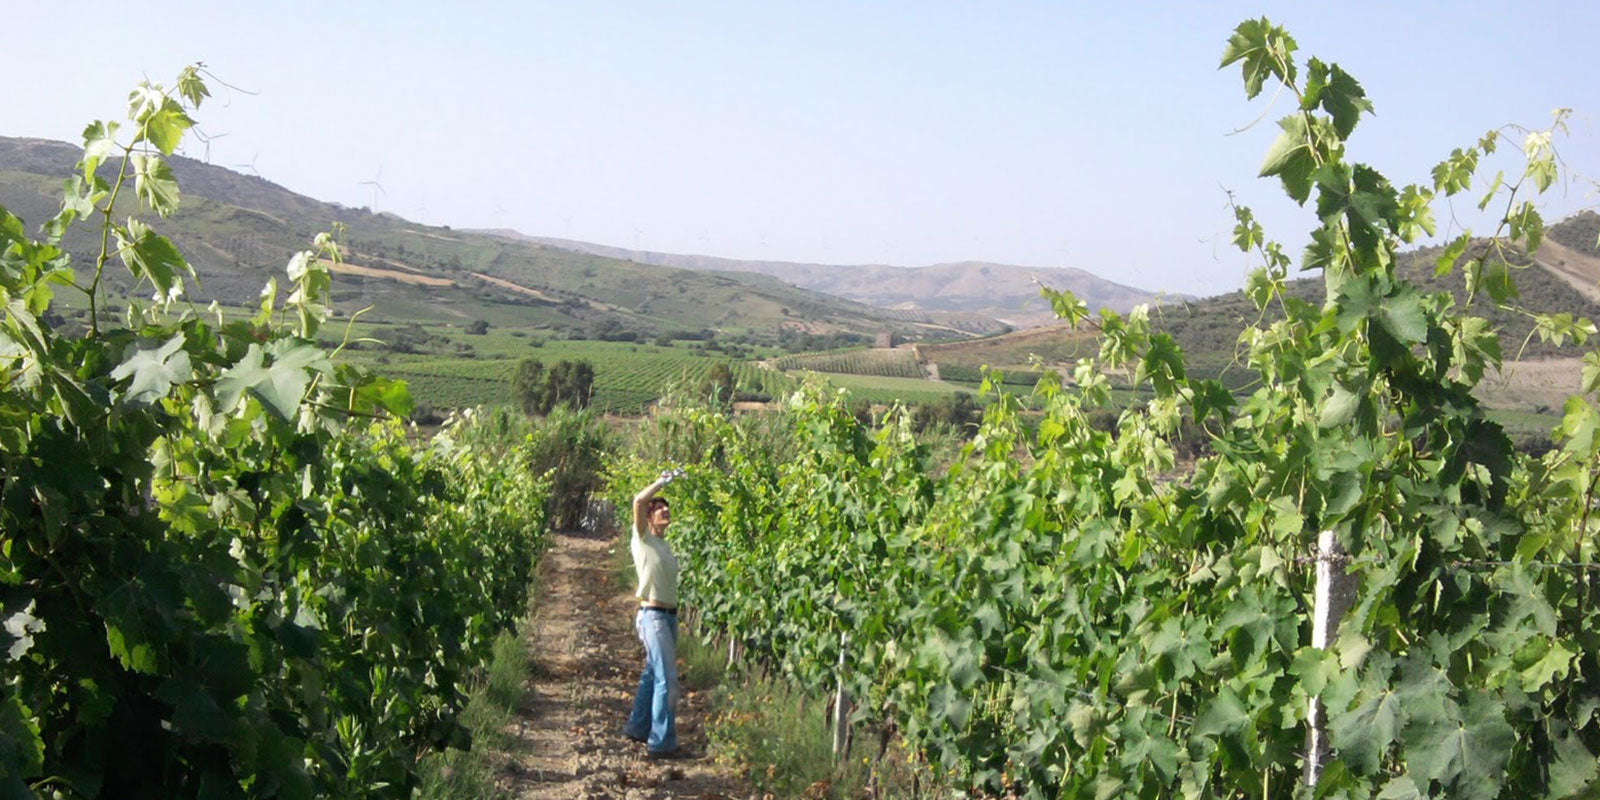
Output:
[80, 120, 121, 179]
[1192, 688, 1249, 739]
[1509, 201, 1545, 253]
[1260, 114, 1317, 204]
[1138, 333, 1186, 396]
[128, 85, 193, 156]
[1039, 286, 1089, 327]
[1376, 776, 1423, 799]
[153, 676, 232, 743]
[1477, 170, 1505, 212]
[1301, 58, 1372, 139]
[1330, 688, 1404, 774]
[1345, 165, 1400, 255]
[340, 369, 415, 418]
[1581, 351, 1600, 396]
[1219, 18, 1298, 99]
[1335, 277, 1426, 347]
[131, 154, 181, 217]
[1524, 130, 1559, 193]
[1519, 639, 1576, 692]
[109, 333, 191, 407]
[1395, 184, 1436, 243]
[1433, 234, 1471, 277]
[176, 65, 209, 108]
[1405, 692, 1513, 800]
[1431, 148, 1479, 196]
[214, 340, 329, 420]
[115, 219, 188, 302]
[0, 694, 44, 782]
[1546, 724, 1599, 797]
[1558, 396, 1599, 456]
[1318, 382, 1359, 429]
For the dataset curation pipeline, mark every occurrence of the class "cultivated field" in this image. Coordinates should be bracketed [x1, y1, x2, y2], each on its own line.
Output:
[771, 346, 925, 378]
[342, 334, 798, 414]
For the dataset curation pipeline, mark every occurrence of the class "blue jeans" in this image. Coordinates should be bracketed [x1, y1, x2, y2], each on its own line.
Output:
[624, 607, 679, 752]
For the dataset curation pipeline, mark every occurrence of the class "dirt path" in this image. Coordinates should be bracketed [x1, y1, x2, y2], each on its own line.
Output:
[503, 526, 749, 800]
[1534, 238, 1600, 304]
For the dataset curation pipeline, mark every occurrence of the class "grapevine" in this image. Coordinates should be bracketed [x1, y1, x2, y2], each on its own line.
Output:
[0, 70, 551, 798]
[608, 19, 1599, 799]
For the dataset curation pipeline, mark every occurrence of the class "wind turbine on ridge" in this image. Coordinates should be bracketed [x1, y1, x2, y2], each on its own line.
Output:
[234, 151, 260, 177]
[358, 166, 386, 214]
[191, 129, 227, 164]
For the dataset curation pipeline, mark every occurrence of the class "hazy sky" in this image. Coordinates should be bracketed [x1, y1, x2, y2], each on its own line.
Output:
[7, 2, 1597, 296]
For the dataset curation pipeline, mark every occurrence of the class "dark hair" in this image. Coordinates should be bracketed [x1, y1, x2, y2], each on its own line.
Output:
[647, 497, 670, 514]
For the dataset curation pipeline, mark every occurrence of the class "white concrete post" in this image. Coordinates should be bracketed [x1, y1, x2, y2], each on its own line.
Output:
[832, 632, 851, 760]
[1305, 530, 1357, 787]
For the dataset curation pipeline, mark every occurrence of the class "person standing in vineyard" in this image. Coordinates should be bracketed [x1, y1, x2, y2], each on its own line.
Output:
[623, 467, 686, 757]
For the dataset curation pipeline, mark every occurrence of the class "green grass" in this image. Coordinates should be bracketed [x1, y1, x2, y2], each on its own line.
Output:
[611, 530, 635, 594]
[343, 338, 789, 413]
[797, 371, 971, 406]
[416, 629, 531, 800]
[703, 662, 930, 799]
[710, 673, 848, 797]
[678, 623, 726, 691]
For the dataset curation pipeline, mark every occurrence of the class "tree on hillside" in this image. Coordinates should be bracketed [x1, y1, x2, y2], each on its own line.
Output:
[588, 318, 640, 342]
[545, 360, 595, 412]
[698, 362, 736, 406]
[512, 358, 545, 417]
[512, 358, 595, 416]
[911, 391, 979, 435]
[378, 322, 435, 354]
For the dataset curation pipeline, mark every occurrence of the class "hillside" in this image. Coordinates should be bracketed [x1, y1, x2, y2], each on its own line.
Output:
[923, 216, 1600, 399]
[481, 231, 1176, 329]
[0, 136, 975, 342]
[1537, 210, 1600, 302]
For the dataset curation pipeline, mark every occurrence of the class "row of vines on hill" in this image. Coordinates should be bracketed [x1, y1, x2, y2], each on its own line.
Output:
[771, 347, 924, 379]
[1, 72, 551, 798]
[607, 21, 1600, 799]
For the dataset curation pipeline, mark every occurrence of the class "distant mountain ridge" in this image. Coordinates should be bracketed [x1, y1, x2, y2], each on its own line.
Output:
[477, 231, 1181, 329]
[0, 136, 1010, 339]
[922, 214, 1600, 414]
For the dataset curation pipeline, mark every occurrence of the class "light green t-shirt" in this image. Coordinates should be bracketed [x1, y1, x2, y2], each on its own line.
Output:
[631, 524, 679, 606]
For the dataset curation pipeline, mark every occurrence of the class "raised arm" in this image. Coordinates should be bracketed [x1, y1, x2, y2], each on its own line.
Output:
[632, 468, 683, 537]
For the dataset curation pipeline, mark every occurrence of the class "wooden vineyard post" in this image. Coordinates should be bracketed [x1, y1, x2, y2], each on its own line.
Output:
[1305, 530, 1356, 787]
